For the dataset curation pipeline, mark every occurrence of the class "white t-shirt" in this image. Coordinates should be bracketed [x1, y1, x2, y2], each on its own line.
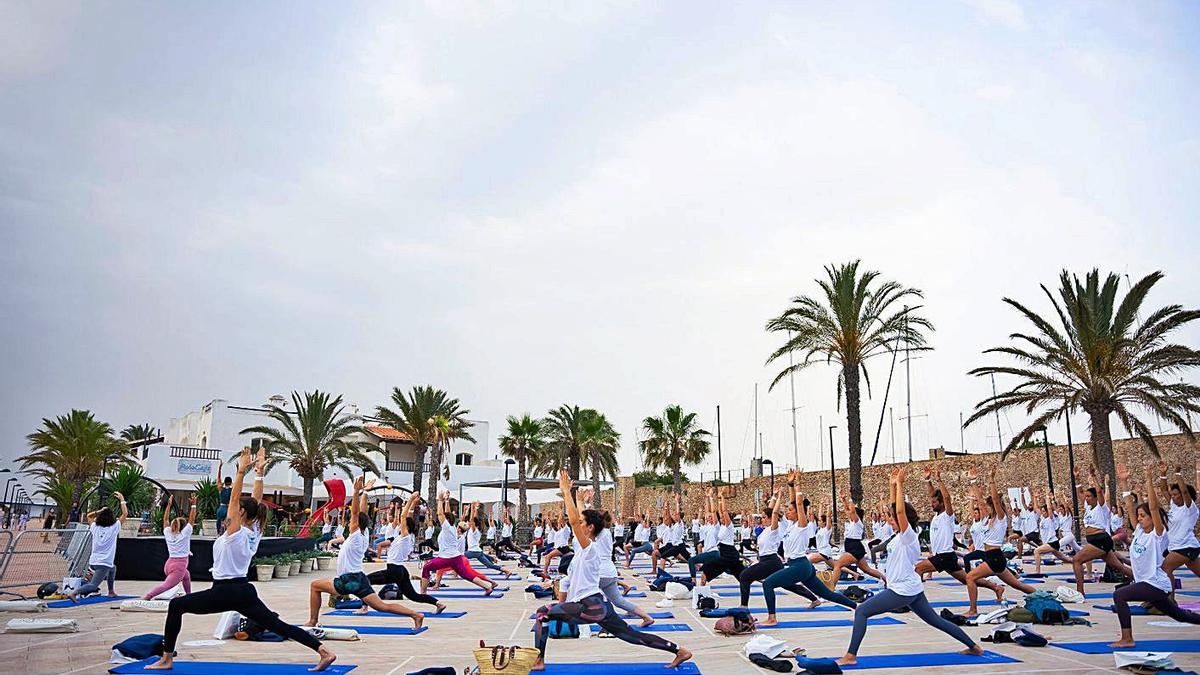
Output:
[883, 526, 923, 596]
[387, 533, 414, 564]
[1131, 528, 1172, 593]
[970, 518, 987, 548]
[655, 524, 669, 545]
[737, 525, 752, 541]
[633, 523, 649, 542]
[700, 524, 719, 550]
[1167, 500, 1200, 550]
[1109, 513, 1124, 533]
[424, 526, 435, 540]
[89, 523, 121, 567]
[246, 522, 263, 556]
[436, 522, 462, 558]
[756, 525, 782, 559]
[467, 528, 483, 552]
[1022, 509, 1039, 534]
[982, 516, 1008, 546]
[211, 528, 254, 579]
[844, 519, 864, 540]
[553, 526, 570, 547]
[596, 529, 618, 578]
[1039, 514, 1059, 543]
[717, 523, 735, 545]
[1083, 503, 1111, 532]
[486, 524, 497, 540]
[338, 529, 367, 575]
[784, 522, 815, 560]
[613, 522, 625, 538]
[816, 527, 833, 556]
[533, 525, 544, 538]
[321, 523, 332, 535]
[164, 523, 193, 559]
[502, 523, 513, 538]
[928, 512, 955, 555]
[565, 540, 601, 603]
[669, 522, 685, 546]
[872, 521, 893, 541]
[691, 519, 702, 534]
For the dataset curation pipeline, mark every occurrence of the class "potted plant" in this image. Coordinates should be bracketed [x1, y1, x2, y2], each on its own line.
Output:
[194, 478, 220, 535]
[273, 556, 291, 579]
[299, 551, 314, 573]
[315, 551, 334, 570]
[254, 556, 275, 582]
[287, 553, 301, 576]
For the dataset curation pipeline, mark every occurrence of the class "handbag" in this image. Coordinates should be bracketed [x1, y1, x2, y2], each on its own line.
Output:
[816, 569, 837, 591]
[472, 640, 540, 675]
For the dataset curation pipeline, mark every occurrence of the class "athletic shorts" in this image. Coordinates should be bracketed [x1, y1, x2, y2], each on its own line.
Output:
[1047, 540, 1060, 551]
[333, 571, 374, 599]
[930, 551, 961, 573]
[982, 548, 1007, 575]
[1170, 547, 1200, 561]
[808, 537, 817, 549]
[1024, 532, 1042, 546]
[1085, 532, 1114, 554]
[844, 538, 866, 560]
[555, 546, 571, 555]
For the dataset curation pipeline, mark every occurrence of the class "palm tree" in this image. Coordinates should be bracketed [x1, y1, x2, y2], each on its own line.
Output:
[425, 412, 476, 507]
[639, 405, 712, 495]
[119, 423, 160, 444]
[965, 269, 1200, 502]
[21, 410, 130, 509]
[240, 390, 380, 505]
[580, 411, 620, 508]
[538, 405, 591, 494]
[374, 386, 472, 500]
[765, 260, 931, 502]
[38, 476, 94, 517]
[499, 414, 546, 524]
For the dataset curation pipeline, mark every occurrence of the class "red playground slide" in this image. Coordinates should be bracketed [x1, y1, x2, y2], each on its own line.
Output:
[297, 477, 347, 537]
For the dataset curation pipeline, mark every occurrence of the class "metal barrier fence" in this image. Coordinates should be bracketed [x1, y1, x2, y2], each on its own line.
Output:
[0, 527, 93, 600]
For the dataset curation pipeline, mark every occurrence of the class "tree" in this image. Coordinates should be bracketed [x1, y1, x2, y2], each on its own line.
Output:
[425, 411, 476, 507]
[21, 409, 131, 510]
[537, 405, 591, 494]
[38, 476, 94, 517]
[240, 390, 379, 505]
[765, 260, 931, 502]
[374, 386, 472, 501]
[580, 410, 620, 508]
[119, 423, 160, 444]
[965, 269, 1200, 503]
[639, 405, 712, 495]
[499, 414, 546, 525]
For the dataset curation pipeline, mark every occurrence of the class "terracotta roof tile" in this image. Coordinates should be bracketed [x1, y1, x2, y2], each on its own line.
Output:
[363, 425, 412, 442]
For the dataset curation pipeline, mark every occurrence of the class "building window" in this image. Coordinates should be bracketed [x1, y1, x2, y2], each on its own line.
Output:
[201, 435, 207, 448]
[454, 452, 472, 466]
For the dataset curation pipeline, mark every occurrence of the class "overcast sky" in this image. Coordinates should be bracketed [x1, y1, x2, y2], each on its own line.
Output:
[3, 1, 1199, 497]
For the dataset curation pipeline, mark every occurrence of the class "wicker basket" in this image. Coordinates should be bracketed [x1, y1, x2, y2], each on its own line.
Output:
[473, 641, 539, 675]
[816, 569, 837, 591]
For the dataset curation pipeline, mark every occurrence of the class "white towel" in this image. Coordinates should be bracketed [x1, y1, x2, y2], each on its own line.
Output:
[0, 600, 46, 613]
[120, 599, 170, 613]
[5, 618, 77, 633]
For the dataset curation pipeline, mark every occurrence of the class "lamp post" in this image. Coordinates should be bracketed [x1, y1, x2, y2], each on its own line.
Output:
[762, 459, 774, 494]
[3, 477, 16, 508]
[1063, 406, 1080, 539]
[828, 425, 839, 535]
[502, 459, 515, 513]
[1035, 425, 1054, 493]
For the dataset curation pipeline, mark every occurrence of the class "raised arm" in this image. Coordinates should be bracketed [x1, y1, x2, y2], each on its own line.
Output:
[163, 495, 174, 530]
[112, 491, 129, 525]
[1147, 465, 1165, 535]
[842, 492, 860, 522]
[558, 469, 591, 548]
[400, 492, 418, 537]
[988, 464, 1006, 518]
[936, 467, 953, 517]
[348, 475, 363, 534]
[187, 493, 197, 526]
[893, 466, 909, 531]
[1174, 463, 1194, 508]
[768, 486, 785, 530]
[225, 448, 252, 535]
[359, 478, 374, 515]
[792, 470, 809, 528]
[252, 447, 266, 502]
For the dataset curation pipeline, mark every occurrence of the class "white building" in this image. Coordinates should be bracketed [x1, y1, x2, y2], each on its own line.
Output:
[138, 396, 518, 508]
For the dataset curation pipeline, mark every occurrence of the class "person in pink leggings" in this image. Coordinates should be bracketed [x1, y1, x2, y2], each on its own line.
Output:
[420, 491, 499, 595]
[144, 494, 196, 600]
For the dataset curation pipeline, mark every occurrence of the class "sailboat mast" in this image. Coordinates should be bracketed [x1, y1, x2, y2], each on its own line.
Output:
[754, 383, 759, 460]
[788, 332, 799, 469]
[991, 374, 1003, 452]
[904, 307, 913, 463]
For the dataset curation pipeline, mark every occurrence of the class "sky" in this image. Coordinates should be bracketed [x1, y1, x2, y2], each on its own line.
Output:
[3, 1, 1199, 499]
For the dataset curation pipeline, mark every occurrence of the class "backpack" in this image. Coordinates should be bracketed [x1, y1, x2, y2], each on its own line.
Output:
[112, 633, 165, 660]
[1024, 591, 1069, 624]
[379, 583, 401, 600]
[546, 619, 579, 639]
[714, 607, 757, 636]
[525, 584, 555, 600]
[843, 585, 872, 603]
[234, 616, 284, 642]
[1006, 607, 1036, 623]
[1101, 566, 1129, 584]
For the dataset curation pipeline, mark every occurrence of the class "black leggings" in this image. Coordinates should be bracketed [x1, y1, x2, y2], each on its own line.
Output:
[739, 554, 816, 606]
[533, 593, 678, 659]
[658, 543, 690, 561]
[494, 536, 521, 556]
[162, 579, 322, 653]
[367, 564, 440, 606]
[1112, 581, 1200, 630]
[701, 544, 745, 582]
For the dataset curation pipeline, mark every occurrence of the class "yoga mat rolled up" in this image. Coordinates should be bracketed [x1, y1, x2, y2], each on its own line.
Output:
[5, 618, 77, 633]
[120, 599, 170, 613]
[0, 600, 46, 613]
[539, 663, 699, 674]
[302, 626, 359, 641]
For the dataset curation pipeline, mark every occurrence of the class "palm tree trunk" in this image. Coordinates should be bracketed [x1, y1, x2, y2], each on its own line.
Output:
[672, 450, 682, 495]
[517, 451, 529, 527]
[1087, 407, 1118, 507]
[73, 478, 87, 516]
[426, 442, 443, 508]
[569, 445, 581, 490]
[844, 363, 864, 503]
[411, 444, 427, 497]
[591, 446, 601, 509]
[302, 476, 314, 508]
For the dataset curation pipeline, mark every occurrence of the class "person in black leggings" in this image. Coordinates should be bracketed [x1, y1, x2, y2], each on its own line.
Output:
[738, 487, 818, 607]
[366, 494, 447, 614]
[149, 448, 336, 672]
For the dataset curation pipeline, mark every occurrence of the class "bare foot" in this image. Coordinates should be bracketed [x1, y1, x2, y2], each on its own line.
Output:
[412, 613, 424, 630]
[302, 621, 318, 628]
[108, 593, 119, 598]
[531, 658, 546, 671]
[354, 606, 368, 615]
[435, 602, 446, 615]
[760, 618, 779, 627]
[960, 645, 985, 656]
[145, 655, 174, 670]
[994, 587, 1005, 604]
[65, 593, 78, 605]
[309, 646, 337, 672]
[836, 655, 857, 666]
[809, 600, 823, 609]
[667, 648, 692, 668]
[640, 616, 656, 628]
[1109, 640, 1136, 648]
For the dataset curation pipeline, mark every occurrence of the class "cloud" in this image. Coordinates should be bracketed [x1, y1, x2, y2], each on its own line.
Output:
[964, 0, 1029, 30]
[975, 83, 1015, 101]
[0, 1, 81, 81]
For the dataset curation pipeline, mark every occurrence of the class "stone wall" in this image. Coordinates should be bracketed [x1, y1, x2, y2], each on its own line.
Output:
[542, 432, 1198, 534]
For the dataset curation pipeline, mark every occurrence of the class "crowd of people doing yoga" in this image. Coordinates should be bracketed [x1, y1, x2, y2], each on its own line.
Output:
[83, 444, 1195, 670]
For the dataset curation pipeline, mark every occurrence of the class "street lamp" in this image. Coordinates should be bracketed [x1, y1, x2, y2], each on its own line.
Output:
[762, 459, 774, 494]
[502, 459, 516, 513]
[99, 453, 121, 503]
[1034, 425, 1053, 493]
[3, 478, 16, 507]
[828, 425, 839, 535]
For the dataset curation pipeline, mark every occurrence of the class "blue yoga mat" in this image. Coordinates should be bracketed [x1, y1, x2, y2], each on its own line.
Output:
[326, 610, 467, 618]
[540, 663, 699, 674]
[1093, 604, 1150, 615]
[529, 612, 674, 620]
[110, 659, 356, 674]
[799, 650, 1019, 670]
[48, 594, 134, 608]
[1054, 639, 1200, 654]
[759, 617, 903, 630]
[531, 623, 693, 633]
[319, 624, 427, 635]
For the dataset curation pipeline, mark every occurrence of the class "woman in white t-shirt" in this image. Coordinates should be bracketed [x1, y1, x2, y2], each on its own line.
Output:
[1157, 461, 1200, 586]
[143, 494, 197, 600]
[66, 491, 128, 602]
[364, 494, 447, 614]
[531, 470, 692, 671]
[1109, 463, 1200, 648]
[464, 503, 514, 578]
[962, 465, 1037, 617]
[1071, 465, 1134, 594]
[149, 448, 335, 672]
[305, 475, 424, 630]
[836, 466, 982, 667]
